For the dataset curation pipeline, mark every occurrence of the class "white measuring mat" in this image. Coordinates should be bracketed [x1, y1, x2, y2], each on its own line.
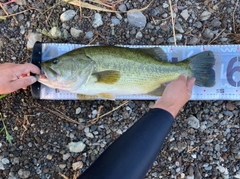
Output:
[31, 43, 240, 100]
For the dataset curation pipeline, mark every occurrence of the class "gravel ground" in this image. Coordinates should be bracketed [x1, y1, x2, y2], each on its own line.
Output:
[0, 0, 240, 179]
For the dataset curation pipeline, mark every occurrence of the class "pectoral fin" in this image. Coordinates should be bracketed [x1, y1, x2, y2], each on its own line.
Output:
[92, 70, 120, 84]
[98, 93, 115, 100]
[77, 94, 98, 100]
[147, 84, 166, 96]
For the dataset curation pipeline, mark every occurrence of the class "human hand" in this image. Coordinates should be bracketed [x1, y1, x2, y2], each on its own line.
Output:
[0, 63, 40, 94]
[153, 74, 196, 118]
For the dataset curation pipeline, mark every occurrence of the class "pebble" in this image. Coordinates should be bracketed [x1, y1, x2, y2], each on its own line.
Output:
[60, 10, 76, 22]
[127, 11, 146, 29]
[86, 132, 94, 138]
[180, 9, 190, 20]
[63, 153, 71, 160]
[193, 21, 203, 28]
[200, 11, 212, 21]
[211, 18, 222, 27]
[188, 37, 199, 45]
[92, 13, 103, 28]
[16, 0, 27, 5]
[118, 4, 127, 12]
[70, 27, 82, 38]
[59, 164, 66, 169]
[76, 107, 81, 114]
[111, 16, 120, 25]
[2, 158, 10, 164]
[49, 27, 62, 38]
[135, 31, 143, 39]
[203, 28, 214, 39]
[0, 161, 4, 170]
[68, 141, 86, 153]
[27, 32, 42, 49]
[187, 116, 200, 129]
[46, 154, 52, 160]
[20, 25, 25, 35]
[226, 103, 235, 110]
[175, 22, 184, 33]
[18, 169, 30, 179]
[72, 161, 83, 170]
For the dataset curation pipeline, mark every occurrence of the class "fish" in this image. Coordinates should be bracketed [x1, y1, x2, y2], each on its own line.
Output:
[37, 46, 216, 100]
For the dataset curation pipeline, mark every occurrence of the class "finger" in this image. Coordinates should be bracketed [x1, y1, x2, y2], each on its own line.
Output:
[178, 74, 188, 82]
[9, 76, 37, 92]
[186, 77, 196, 93]
[14, 63, 41, 76]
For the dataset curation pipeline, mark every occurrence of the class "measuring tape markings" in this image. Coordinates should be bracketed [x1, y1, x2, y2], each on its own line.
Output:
[38, 43, 240, 100]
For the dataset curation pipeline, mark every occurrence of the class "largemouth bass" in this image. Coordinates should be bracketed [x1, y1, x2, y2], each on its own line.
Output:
[38, 46, 216, 100]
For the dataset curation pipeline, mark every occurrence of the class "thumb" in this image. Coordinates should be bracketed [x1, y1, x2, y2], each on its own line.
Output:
[186, 77, 196, 94]
[10, 76, 37, 91]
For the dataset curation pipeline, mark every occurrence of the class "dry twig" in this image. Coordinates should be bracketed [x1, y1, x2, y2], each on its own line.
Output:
[87, 101, 129, 126]
[35, 103, 81, 125]
[208, 28, 226, 44]
[20, 115, 33, 140]
[233, 0, 240, 34]
[168, 0, 176, 45]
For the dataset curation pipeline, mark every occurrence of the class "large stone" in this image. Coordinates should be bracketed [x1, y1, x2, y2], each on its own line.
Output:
[27, 33, 42, 49]
[60, 10, 76, 22]
[127, 11, 146, 29]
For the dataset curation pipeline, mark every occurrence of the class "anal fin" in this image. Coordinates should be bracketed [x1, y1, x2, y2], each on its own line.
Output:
[147, 85, 166, 96]
[77, 94, 98, 100]
[98, 93, 116, 100]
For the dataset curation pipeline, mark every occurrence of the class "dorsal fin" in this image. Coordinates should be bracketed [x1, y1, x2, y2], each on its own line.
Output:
[134, 48, 168, 61]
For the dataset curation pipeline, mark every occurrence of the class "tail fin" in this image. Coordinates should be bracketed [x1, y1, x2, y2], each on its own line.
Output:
[188, 51, 216, 87]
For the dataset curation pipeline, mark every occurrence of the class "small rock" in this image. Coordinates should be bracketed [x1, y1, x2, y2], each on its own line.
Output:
[76, 107, 81, 114]
[187, 115, 200, 129]
[59, 164, 66, 169]
[84, 31, 94, 39]
[1, 158, 10, 164]
[68, 141, 86, 153]
[135, 31, 143, 39]
[160, 21, 169, 31]
[180, 9, 189, 20]
[0, 161, 4, 170]
[211, 18, 221, 27]
[20, 25, 25, 35]
[18, 169, 30, 179]
[70, 28, 82, 38]
[118, 4, 127, 12]
[217, 166, 229, 179]
[193, 21, 202, 28]
[27, 32, 42, 49]
[226, 103, 235, 110]
[16, 0, 27, 5]
[63, 29, 70, 39]
[162, 2, 169, 8]
[188, 37, 199, 45]
[86, 132, 94, 138]
[203, 28, 214, 39]
[175, 22, 184, 33]
[127, 11, 146, 29]
[0, 143, 2, 148]
[92, 13, 103, 28]
[72, 161, 83, 170]
[60, 10, 76, 22]
[111, 16, 120, 25]
[46, 154, 52, 160]
[63, 153, 71, 160]
[200, 11, 211, 21]
[49, 27, 62, 38]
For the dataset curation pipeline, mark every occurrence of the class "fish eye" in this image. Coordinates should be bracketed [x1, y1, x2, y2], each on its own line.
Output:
[52, 58, 58, 64]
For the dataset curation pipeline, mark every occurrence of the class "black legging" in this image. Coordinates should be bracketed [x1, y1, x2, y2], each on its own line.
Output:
[78, 108, 174, 179]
